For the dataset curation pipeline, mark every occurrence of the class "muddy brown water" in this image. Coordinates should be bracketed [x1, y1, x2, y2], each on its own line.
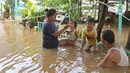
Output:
[0, 21, 130, 73]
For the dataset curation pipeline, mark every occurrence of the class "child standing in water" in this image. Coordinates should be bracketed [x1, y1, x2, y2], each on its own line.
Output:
[59, 20, 78, 46]
[81, 18, 97, 53]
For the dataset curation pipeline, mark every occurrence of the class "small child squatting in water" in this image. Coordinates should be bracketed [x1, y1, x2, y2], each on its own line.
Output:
[59, 20, 78, 46]
[81, 18, 97, 53]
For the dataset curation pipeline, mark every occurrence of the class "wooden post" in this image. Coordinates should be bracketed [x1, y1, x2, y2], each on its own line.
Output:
[126, 0, 128, 11]
[15, 0, 18, 20]
[118, 0, 122, 43]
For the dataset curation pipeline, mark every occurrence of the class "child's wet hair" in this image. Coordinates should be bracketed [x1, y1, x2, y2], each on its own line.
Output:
[87, 17, 95, 23]
[72, 21, 77, 28]
[71, 20, 77, 28]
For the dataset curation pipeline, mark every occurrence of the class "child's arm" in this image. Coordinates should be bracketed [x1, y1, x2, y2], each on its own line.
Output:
[93, 31, 97, 51]
[93, 37, 96, 50]
[74, 30, 78, 41]
[81, 31, 86, 50]
[90, 30, 97, 52]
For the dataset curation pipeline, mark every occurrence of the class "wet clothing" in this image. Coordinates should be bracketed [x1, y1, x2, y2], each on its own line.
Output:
[83, 28, 97, 46]
[111, 43, 129, 66]
[68, 31, 76, 41]
[42, 22, 59, 49]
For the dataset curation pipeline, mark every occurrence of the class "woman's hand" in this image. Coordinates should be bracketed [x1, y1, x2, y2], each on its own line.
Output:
[52, 24, 69, 37]
[90, 46, 96, 53]
[64, 24, 69, 29]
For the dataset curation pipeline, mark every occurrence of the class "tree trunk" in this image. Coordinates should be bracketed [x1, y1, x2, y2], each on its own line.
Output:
[94, 0, 97, 18]
[79, 0, 82, 19]
[98, 0, 103, 21]
[126, 0, 128, 11]
[97, 0, 108, 42]
[126, 29, 130, 50]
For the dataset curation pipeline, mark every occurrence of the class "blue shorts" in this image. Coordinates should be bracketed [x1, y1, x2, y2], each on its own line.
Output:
[97, 43, 108, 50]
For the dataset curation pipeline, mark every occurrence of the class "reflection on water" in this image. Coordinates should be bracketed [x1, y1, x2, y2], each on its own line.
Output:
[57, 47, 68, 58]
[0, 21, 130, 73]
[0, 23, 4, 36]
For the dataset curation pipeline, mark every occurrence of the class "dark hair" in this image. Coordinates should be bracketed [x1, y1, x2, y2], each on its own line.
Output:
[4, 11, 9, 14]
[102, 30, 115, 44]
[87, 17, 95, 23]
[72, 20, 77, 28]
[45, 8, 56, 17]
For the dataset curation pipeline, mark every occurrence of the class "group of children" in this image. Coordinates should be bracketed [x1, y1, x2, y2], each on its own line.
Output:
[60, 17, 98, 53]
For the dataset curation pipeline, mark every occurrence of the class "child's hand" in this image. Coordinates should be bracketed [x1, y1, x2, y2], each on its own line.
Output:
[81, 47, 83, 51]
[68, 40, 75, 46]
[90, 47, 96, 53]
[68, 40, 72, 44]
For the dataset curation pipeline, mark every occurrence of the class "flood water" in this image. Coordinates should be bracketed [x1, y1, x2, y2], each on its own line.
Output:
[0, 21, 130, 73]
